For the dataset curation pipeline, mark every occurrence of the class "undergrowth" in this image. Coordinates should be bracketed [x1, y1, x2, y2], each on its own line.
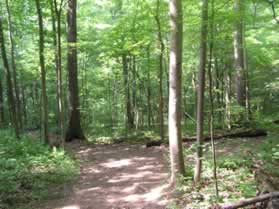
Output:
[0, 130, 79, 209]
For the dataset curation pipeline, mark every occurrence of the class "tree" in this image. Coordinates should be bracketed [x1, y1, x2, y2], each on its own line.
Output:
[0, 76, 4, 127]
[168, 0, 185, 185]
[5, 0, 22, 129]
[51, 0, 65, 143]
[233, 0, 246, 107]
[122, 54, 134, 130]
[0, 16, 19, 138]
[65, 0, 85, 141]
[35, 0, 49, 144]
[155, 0, 165, 141]
[194, 0, 209, 184]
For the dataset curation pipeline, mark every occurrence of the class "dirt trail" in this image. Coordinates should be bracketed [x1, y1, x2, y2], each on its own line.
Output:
[39, 142, 170, 209]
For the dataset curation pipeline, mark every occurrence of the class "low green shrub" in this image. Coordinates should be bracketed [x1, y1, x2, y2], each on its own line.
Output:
[0, 130, 79, 209]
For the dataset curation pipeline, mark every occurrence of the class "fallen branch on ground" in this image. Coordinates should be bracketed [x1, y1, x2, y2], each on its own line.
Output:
[182, 128, 267, 142]
[211, 192, 279, 209]
[145, 129, 267, 147]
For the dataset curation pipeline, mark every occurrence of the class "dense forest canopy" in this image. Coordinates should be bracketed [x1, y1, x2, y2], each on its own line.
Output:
[0, 0, 279, 208]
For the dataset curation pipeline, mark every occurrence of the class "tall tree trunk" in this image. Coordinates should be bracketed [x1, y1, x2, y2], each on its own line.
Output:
[132, 55, 137, 129]
[35, 0, 49, 144]
[168, 0, 185, 186]
[5, 0, 22, 129]
[147, 46, 152, 128]
[0, 16, 19, 138]
[21, 86, 27, 125]
[0, 77, 4, 127]
[233, 0, 246, 107]
[122, 54, 134, 130]
[208, 0, 219, 197]
[51, 0, 65, 144]
[65, 0, 85, 141]
[155, 0, 165, 141]
[225, 70, 232, 130]
[194, 0, 209, 184]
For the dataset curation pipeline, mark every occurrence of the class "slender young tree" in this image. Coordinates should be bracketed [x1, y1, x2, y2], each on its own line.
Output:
[155, 0, 165, 141]
[35, 0, 49, 144]
[66, 0, 85, 141]
[51, 0, 65, 144]
[208, 0, 219, 197]
[194, 0, 209, 184]
[168, 0, 185, 186]
[5, 0, 22, 129]
[0, 16, 19, 138]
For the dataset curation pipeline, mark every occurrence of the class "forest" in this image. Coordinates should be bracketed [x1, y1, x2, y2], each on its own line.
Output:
[0, 0, 279, 208]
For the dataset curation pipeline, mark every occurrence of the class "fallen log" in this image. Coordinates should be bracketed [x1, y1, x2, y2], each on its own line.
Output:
[145, 129, 267, 147]
[212, 192, 279, 209]
[182, 129, 267, 142]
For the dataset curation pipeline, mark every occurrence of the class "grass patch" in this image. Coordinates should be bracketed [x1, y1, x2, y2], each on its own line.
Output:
[0, 130, 79, 209]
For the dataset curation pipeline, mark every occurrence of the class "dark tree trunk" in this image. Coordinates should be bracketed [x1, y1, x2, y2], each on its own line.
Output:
[21, 86, 27, 125]
[147, 46, 152, 128]
[155, 0, 165, 141]
[65, 0, 85, 141]
[0, 77, 4, 127]
[5, 0, 22, 129]
[194, 0, 209, 184]
[132, 56, 137, 129]
[35, 0, 49, 143]
[122, 54, 134, 130]
[168, 0, 185, 186]
[0, 16, 19, 138]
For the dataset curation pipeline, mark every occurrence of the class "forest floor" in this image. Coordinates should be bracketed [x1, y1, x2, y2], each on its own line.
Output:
[33, 135, 276, 209]
[36, 141, 170, 209]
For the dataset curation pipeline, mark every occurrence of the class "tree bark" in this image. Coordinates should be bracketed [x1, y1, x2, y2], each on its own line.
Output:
[122, 54, 134, 130]
[0, 76, 4, 127]
[233, 0, 246, 107]
[5, 0, 22, 129]
[35, 0, 49, 144]
[194, 0, 209, 184]
[0, 16, 19, 138]
[155, 0, 165, 141]
[168, 0, 185, 185]
[65, 0, 85, 141]
[51, 0, 65, 144]
[147, 46, 152, 128]
[225, 70, 232, 130]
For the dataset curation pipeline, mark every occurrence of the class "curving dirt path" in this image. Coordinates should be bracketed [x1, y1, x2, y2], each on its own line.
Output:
[39, 142, 170, 209]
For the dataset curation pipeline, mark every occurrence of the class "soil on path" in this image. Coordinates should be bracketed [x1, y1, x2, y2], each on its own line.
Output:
[39, 142, 170, 209]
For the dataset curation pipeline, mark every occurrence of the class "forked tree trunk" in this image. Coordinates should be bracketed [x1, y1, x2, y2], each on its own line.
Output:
[35, 0, 49, 144]
[0, 16, 19, 138]
[155, 0, 165, 141]
[5, 0, 22, 129]
[168, 0, 185, 186]
[65, 0, 85, 141]
[51, 0, 65, 144]
[194, 0, 209, 184]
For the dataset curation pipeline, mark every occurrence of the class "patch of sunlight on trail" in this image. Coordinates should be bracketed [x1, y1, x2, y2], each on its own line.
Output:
[61, 205, 80, 209]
